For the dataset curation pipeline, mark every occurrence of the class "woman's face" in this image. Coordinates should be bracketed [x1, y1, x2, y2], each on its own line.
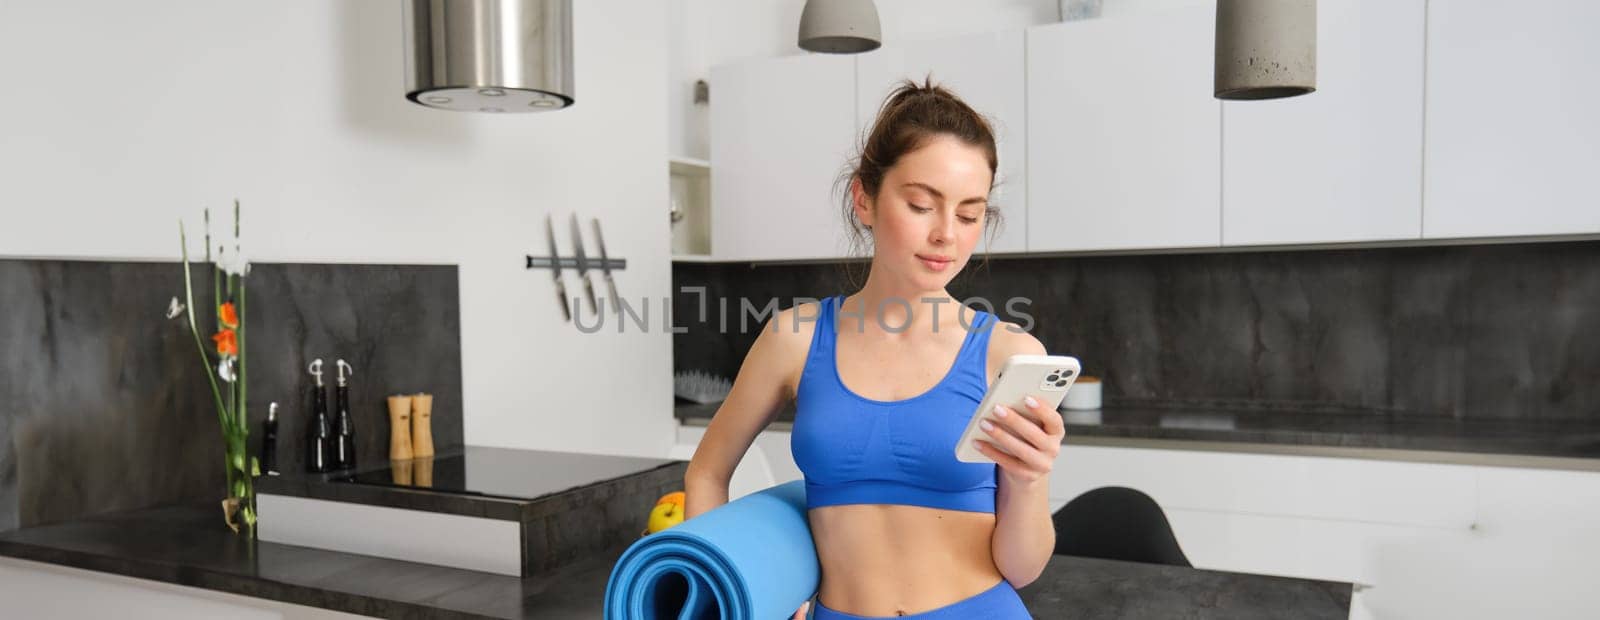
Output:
[854, 134, 992, 291]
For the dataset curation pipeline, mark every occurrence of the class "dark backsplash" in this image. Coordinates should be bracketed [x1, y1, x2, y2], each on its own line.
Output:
[0, 260, 462, 532]
[672, 241, 1600, 422]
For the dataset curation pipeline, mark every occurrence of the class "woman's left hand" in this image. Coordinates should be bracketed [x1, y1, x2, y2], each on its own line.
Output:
[974, 396, 1065, 486]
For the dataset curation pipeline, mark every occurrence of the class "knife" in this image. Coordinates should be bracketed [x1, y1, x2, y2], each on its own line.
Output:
[569, 213, 599, 317]
[592, 217, 619, 312]
[544, 214, 571, 322]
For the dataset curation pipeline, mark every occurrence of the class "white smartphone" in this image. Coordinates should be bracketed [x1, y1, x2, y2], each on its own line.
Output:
[954, 354, 1082, 464]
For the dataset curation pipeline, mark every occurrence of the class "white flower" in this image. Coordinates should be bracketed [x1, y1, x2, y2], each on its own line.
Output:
[166, 297, 186, 320]
[218, 359, 236, 383]
[217, 247, 251, 277]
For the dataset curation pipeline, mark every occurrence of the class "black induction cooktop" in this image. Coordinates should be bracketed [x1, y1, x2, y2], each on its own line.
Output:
[331, 446, 679, 501]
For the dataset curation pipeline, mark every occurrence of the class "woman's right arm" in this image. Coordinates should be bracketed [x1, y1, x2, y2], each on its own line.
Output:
[685, 306, 810, 519]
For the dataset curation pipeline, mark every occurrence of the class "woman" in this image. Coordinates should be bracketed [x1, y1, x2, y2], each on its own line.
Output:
[685, 78, 1063, 620]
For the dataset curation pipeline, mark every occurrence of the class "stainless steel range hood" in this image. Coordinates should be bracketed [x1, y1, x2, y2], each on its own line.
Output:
[403, 0, 574, 113]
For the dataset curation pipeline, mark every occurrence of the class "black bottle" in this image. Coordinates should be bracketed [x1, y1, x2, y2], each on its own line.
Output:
[262, 402, 280, 475]
[333, 359, 357, 470]
[307, 359, 332, 473]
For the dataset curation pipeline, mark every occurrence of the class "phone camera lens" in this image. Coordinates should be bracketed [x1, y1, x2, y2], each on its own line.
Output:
[1046, 374, 1060, 382]
[1055, 379, 1068, 387]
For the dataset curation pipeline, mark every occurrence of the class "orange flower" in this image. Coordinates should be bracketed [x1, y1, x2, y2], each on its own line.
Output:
[213, 329, 238, 357]
[219, 302, 238, 328]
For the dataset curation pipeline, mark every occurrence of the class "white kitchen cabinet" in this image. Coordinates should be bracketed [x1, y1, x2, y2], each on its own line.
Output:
[1221, 0, 1426, 246]
[1026, 7, 1221, 252]
[1046, 443, 1469, 583]
[855, 30, 1028, 254]
[1049, 443, 1600, 618]
[1422, 0, 1600, 238]
[709, 53, 857, 262]
[1163, 504, 1467, 584]
[1050, 444, 1476, 530]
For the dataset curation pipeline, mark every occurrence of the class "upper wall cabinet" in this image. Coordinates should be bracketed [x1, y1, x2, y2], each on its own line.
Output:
[1221, 0, 1425, 246]
[1423, 0, 1600, 238]
[710, 54, 857, 262]
[855, 30, 1028, 254]
[1026, 7, 1221, 253]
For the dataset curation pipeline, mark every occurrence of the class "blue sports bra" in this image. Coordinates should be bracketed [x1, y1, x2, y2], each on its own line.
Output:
[791, 295, 999, 513]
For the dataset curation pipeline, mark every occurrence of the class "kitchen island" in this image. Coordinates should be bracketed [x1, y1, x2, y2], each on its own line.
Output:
[0, 500, 1351, 619]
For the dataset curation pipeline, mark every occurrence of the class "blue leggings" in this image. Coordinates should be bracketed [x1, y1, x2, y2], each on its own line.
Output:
[810, 579, 1031, 619]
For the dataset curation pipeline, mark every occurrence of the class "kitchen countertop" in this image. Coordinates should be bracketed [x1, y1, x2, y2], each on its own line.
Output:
[1053, 405, 1600, 458]
[255, 446, 686, 576]
[676, 401, 1600, 468]
[0, 503, 614, 619]
[0, 502, 1351, 619]
[257, 446, 683, 520]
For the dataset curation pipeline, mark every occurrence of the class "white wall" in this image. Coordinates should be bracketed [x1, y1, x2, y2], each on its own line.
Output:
[0, 1, 677, 458]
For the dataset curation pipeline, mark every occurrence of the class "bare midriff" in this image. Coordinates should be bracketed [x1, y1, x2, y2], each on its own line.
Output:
[806, 503, 1004, 616]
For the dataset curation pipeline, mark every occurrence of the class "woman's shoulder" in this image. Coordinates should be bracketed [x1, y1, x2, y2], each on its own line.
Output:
[752, 299, 829, 399]
[766, 298, 827, 343]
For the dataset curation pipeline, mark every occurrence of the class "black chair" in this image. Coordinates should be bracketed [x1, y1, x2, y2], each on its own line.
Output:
[1051, 486, 1191, 567]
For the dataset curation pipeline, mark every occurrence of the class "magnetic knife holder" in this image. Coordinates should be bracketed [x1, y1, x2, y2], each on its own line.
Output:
[524, 256, 627, 271]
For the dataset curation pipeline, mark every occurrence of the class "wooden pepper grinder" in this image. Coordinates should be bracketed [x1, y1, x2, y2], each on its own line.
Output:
[387, 394, 414, 461]
[411, 393, 435, 458]
[414, 454, 433, 488]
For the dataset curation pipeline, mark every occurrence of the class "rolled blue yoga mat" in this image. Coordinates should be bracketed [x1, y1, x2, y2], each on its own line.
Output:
[605, 481, 820, 619]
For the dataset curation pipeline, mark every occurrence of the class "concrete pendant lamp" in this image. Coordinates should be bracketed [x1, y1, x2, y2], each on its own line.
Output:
[1215, 0, 1316, 100]
[798, 0, 882, 54]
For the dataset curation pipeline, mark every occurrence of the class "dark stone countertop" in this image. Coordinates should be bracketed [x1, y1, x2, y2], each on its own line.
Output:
[1021, 554, 1351, 620]
[255, 446, 686, 577]
[677, 401, 1600, 463]
[1055, 406, 1600, 459]
[0, 502, 617, 619]
[258, 446, 684, 521]
[0, 503, 1351, 619]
